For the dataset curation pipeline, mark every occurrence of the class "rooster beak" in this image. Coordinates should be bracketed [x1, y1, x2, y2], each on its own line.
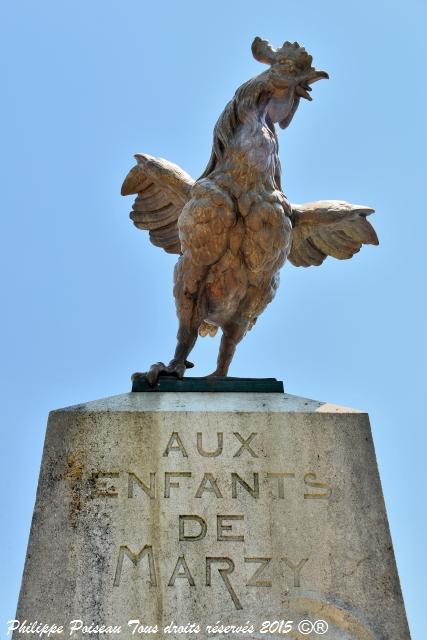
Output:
[295, 69, 329, 101]
[307, 69, 329, 83]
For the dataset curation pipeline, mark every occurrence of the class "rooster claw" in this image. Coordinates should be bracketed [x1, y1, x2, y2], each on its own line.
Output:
[132, 359, 194, 387]
[146, 362, 167, 386]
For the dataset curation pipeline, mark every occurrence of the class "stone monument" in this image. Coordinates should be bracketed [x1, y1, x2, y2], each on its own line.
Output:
[14, 37, 410, 639]
[15, 390, 410, 638]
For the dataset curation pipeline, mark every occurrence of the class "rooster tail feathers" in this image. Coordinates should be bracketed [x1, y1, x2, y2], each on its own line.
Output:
[199, 322, 219, 337]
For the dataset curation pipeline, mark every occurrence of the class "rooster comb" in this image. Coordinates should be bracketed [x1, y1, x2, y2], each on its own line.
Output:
[252, 37, 314, 72]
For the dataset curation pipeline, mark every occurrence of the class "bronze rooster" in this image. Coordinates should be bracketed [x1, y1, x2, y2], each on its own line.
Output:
[122, 37, 378, 385]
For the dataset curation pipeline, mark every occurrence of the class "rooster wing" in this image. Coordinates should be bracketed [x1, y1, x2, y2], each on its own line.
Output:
[121, 153, 194, 254]
[289, 200, 378, 267]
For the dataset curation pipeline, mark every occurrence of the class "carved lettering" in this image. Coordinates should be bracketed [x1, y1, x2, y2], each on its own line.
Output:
[89, 469, 333, 501]
[217, 515, 244, 541]
[231, 472, 259, 498]
[266, 472, 295, 498]
[113, 544, 313, 608]
[162, 432, 188, 457]
[195, 473, 223, 498]
[282, 556, 308, 587]
[113, 544, 157, 587]
[91, 471, 119, 497]
[206, 557, 242, 610]
[168, 556, 195, 586]
[164, 472, 191, 498]
[233, 432, 259, 458]
[196, 432, 223, 457]
[245, 557, 272, 587]
[179, 515, 207, 541]
[128, 472, 156, 499]
[303, 472, 332, 499]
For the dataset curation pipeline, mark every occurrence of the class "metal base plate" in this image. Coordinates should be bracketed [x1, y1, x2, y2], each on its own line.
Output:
[131, 375, 284, 393]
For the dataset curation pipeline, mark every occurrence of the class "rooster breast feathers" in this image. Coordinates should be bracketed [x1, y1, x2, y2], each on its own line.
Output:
[122, 153, 378, 265]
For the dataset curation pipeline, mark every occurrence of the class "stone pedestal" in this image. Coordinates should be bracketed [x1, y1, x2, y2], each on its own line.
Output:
[15, 392, 410, 639]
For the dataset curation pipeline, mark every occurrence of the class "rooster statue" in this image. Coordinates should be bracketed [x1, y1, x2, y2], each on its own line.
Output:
[122, 37, 378, 385]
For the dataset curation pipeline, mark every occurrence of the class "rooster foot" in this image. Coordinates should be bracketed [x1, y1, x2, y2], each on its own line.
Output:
[132, 359, 194, 387]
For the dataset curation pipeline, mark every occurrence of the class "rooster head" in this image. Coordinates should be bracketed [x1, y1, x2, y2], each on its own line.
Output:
[252, 37, 329, 129]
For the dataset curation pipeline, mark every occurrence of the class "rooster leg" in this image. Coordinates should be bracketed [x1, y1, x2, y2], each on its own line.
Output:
[207, 321, 248, 377]
[168, 324, 198, 373]
[139, 324, 198, 386]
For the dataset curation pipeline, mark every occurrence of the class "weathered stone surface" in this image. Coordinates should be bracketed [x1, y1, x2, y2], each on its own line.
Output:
[15, 393, 410, 639]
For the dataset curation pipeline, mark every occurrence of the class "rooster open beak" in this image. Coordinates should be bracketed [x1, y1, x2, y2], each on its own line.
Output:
[296, 69, 329, 101]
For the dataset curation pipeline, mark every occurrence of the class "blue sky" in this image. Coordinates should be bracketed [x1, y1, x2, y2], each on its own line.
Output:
[1, 0, 425, 637]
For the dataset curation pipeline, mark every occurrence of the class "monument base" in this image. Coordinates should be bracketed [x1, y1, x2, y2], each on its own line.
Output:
[14, 391, 410, 639]
[131, 375, 284, 393]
